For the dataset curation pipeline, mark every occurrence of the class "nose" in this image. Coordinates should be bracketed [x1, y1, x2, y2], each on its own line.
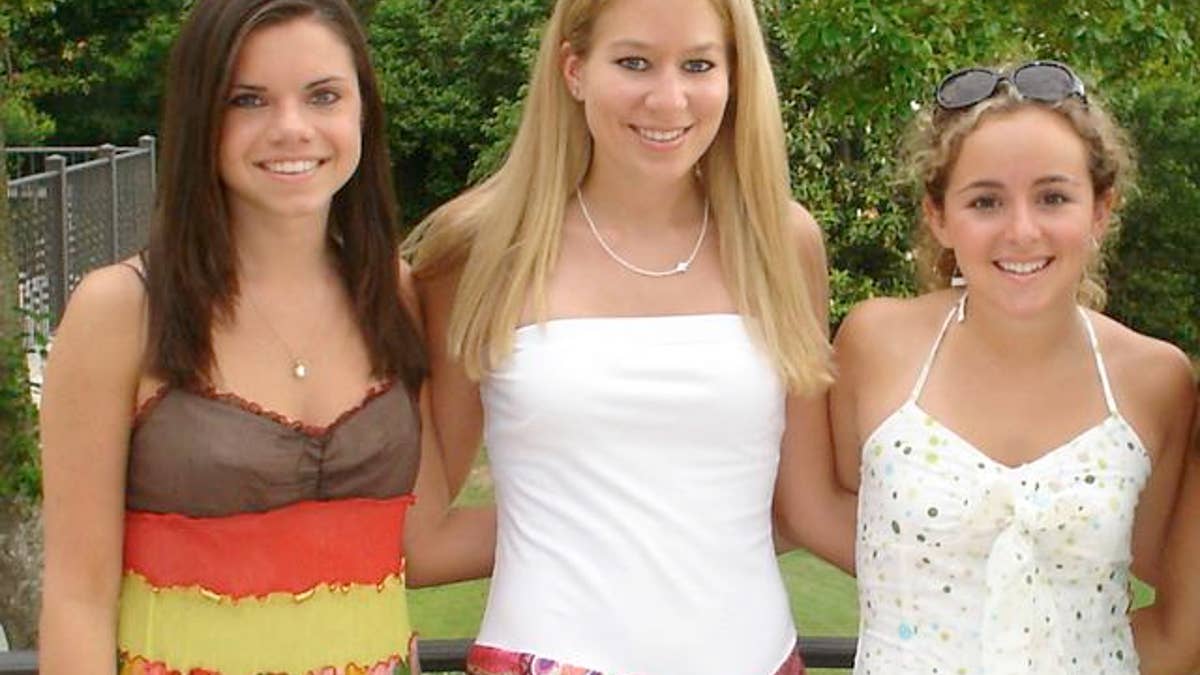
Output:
[644, 69, 688, 112]
[267, 100, 313, 144]
[1006, 201, 1040, 245]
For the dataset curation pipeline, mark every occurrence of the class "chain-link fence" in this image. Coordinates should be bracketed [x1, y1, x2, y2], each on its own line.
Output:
[4, 138, 156, 344]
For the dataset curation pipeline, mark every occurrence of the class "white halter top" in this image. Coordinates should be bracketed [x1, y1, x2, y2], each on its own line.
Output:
[854, 301, 1151, 675]
[478, 314, 796, 674]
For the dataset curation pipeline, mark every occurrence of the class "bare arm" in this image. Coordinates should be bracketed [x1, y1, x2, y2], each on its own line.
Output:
[415, 269, 485, 498]
[396, 264, 494, 586]
[1129, 344, 1196, 585]
[1133, 386, 1200, 675]
[402, 384, 496, 587]
[772, 204, 857, 574]
[829, 304, 873, 494]
[38, 265, 146, 674]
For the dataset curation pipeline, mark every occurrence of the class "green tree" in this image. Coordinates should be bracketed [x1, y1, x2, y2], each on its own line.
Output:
[1107, 81, 1200, 355]
[369, 0, 545, 223]
[9, 0, 182, 144]
[768, 0, 1199, 346]
[1, 0, 47, 500]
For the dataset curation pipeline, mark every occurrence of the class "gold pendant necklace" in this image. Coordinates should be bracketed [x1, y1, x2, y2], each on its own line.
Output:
[243, 287, 319, 381]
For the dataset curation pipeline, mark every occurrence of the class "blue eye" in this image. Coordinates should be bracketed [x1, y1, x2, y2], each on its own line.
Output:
[682, 59, 715, 73]
[228, 92, 264, 108]
[616, 56, 650, 71]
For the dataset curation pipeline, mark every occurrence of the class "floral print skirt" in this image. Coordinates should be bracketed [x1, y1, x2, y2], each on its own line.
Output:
[465, 642, 804, 675]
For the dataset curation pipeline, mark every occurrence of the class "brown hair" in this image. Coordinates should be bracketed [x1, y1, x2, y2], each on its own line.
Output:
[902, 72, 1135, 309]
[147, 0, 426, 391]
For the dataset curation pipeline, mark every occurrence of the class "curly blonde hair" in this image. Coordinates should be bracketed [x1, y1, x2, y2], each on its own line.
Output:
[901, 74, 1135, 309]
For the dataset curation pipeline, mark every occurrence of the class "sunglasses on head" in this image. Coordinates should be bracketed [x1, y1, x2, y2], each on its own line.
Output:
[935, 60, 1087, 111]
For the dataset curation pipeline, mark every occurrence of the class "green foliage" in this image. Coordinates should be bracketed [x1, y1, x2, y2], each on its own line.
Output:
[1107, 81, 1200, 355]
[2, 0, 1195, 355]
[768, 0, 1199, 328]
[0, 322, 40, 500]
[7, 0, 183, 143]
[369, 0, 545, 223]
[0, 90, 55, 145]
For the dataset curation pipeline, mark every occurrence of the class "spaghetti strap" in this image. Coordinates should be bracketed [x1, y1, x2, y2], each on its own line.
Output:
[909, 294, 963, 402]
[1078, 307, 1119, 416]
[119, 255, 147, 287]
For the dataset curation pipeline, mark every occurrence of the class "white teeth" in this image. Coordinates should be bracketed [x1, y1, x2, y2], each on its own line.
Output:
[996, 259, 1050, 274]
[637, 127, 686, 143]
[262, 159, 319, 174]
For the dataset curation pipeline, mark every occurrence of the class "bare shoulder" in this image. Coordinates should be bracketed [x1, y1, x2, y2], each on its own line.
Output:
[61, 259, 147, 332]
[412, 259, 462, 312]
[837, 292, 954, 351]
[1089, 311, 1197, 443]
[45, 260, 149, 398]
[1091, 312, 1195, 395]
[785, 201, 825, 258]
[835, 291, 959, 379]
[396, 258, 422, 325]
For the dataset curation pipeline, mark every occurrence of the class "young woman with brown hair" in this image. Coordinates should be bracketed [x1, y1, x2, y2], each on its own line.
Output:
[38, 1, 492, 672]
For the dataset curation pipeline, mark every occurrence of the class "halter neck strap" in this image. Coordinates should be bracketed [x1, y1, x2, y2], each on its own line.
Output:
[907, 295, 1120, 417]
[908, 295, 963, 402]
[1079, 307, 1119, 415]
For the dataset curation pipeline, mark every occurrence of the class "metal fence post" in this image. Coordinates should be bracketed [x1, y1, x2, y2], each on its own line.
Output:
[139, 135, 156, 198]
[45, 154, 69, 326]
[100, 143, 119, 260]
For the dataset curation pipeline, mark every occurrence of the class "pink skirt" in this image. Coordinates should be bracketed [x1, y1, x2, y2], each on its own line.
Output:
[465, 642, 805, 675]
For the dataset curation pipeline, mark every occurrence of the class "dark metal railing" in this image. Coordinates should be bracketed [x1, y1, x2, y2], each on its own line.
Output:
[0, 635, 857, 673]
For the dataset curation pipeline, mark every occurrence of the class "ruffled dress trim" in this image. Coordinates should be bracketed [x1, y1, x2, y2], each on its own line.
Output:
[133, 380, 398, 438]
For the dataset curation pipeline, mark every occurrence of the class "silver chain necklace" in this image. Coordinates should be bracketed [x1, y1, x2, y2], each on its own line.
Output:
[577, 188, 709, 277]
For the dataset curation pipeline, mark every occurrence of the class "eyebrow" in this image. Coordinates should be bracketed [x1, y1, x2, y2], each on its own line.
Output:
[228, 76, 349, 92]
[608, 39, 723, 53]
[955, 175, 1079, 194]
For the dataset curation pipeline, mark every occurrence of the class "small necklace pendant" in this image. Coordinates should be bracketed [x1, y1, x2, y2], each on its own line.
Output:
[292, 360, 308, 380]
[673, 261, 689, 274]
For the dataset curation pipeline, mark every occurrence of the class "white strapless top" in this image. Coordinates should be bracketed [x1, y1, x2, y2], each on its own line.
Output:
[478, 314, 796, 675]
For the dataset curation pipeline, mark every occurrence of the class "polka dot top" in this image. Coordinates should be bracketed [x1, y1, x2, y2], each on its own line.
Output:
[854, 300, 1150, 675]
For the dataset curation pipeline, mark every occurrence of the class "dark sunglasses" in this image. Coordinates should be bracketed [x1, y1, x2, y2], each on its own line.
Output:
[935, 60, 1087, 110]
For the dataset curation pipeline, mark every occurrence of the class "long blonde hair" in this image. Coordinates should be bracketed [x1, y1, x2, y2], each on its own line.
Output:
[407, 0, 831, 393]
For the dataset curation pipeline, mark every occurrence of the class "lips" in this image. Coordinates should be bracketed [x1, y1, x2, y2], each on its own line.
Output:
[994, 258, 1052, 275]
[258, 159, 324, 175]
[633, 126, 690, 143]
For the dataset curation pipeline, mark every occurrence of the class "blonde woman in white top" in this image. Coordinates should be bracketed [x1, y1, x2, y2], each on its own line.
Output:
[406, 0, 855, 672]
[830, 62, 1195, 674]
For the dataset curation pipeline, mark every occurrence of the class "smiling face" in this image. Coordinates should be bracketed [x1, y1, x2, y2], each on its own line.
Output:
[927, 106, 1112, 319]
[218, 15, 362, 228]
[562, 0, 730, 187]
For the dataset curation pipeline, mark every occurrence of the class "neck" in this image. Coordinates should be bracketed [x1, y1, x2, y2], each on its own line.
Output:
[231, 211, 337, 286]
[958, 293, 1086, 364]
[579, 163, 705, 233]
